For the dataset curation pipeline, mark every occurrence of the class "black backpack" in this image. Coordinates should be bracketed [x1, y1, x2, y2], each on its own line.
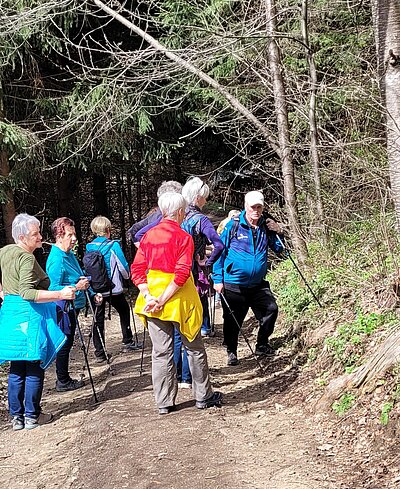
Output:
[83, 241, 114, 293]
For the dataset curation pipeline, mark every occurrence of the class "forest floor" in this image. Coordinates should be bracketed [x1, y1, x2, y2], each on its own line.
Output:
[0, 305, 397, 489]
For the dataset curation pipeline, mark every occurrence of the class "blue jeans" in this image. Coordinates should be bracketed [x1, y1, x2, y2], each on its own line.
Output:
[8, 361, 45, 418]
[200, 294, 211, 335]
[173, 327, 192, 383]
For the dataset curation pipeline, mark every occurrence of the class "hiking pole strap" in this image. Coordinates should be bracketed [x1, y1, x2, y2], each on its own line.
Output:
[276, 235, 322, 308]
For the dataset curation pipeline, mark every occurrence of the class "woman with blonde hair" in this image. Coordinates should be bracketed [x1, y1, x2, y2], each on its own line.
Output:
[86, 216, 139, 360]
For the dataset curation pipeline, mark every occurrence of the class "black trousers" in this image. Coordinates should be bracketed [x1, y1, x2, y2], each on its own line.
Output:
[222, 281, 278, 354]
[93, 293, 133, 357]
[56, 309, 78, 383]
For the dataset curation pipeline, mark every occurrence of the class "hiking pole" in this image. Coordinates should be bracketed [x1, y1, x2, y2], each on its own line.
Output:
[127, 288, 140, 345]
[85, 291, 114, 375]
[207, 271, 216, 336]
[220, 293, 266, 374]
[208, 288, 216, 336]
[69, 300, 99, 403]
[275, 235, 322, 308]
[139, 326, 146, 376]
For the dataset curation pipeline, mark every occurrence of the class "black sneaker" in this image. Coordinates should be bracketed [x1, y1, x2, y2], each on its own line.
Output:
[196, 391, 223, 409]
[227, 352, 239, 366]
[255, 344, 276, 356]
[95, 353, 112, 364]
[56, 378, 85, 392]
[158, 405, 177, 415]
[121, 341, 142, 352]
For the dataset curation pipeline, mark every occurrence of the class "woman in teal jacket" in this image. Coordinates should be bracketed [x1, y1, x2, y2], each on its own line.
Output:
[0, 213, 75, 430]
[46, 217, 102, 392]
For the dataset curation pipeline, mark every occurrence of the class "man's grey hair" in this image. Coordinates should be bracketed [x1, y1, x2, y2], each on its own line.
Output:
[182, 177, 209, 205]
[158, 192, 187, 218]
[12, 213, 40, 243]
[157, 180, 182, 198]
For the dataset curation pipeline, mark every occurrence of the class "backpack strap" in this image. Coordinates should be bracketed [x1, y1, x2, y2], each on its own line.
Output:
[227, 216, 268, 247]
[228, 217, 240, 245]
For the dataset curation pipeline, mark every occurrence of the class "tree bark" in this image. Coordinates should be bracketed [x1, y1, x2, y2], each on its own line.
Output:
[263, 0, 308, 261]
[373, 1, 400, 229]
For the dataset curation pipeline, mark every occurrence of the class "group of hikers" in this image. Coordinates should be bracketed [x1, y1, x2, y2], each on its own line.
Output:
[0, 176, 284, 429]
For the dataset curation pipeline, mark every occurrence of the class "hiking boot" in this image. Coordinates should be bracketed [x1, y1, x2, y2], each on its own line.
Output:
[255, 344, 276, 357]
[121, 341, 142, 353]
[196, 391, 223, 409]
[95, 353, 112, 364]
[178, 382, 192, 389]
[158, 405, 176, 415]
[227, 352, 239, 366]
[11, 415, 24, 431]
[56, 378, 85, 392]
[25, 412, 53, 430]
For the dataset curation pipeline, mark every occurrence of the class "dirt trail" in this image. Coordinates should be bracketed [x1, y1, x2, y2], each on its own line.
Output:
[0, 307, 340, 489]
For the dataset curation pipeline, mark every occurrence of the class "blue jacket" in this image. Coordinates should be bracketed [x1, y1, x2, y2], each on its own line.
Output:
[46, 245, 87, 309]
[85, 237, 129, 296]
[212, 211, 283, 288]
[0, 295, 66, 369]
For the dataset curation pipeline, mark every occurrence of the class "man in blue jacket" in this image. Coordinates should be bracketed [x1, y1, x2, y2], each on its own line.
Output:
[212, 191, 284, 366]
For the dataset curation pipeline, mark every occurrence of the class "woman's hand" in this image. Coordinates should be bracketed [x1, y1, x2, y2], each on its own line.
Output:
[143, 295, 163, 313]
[75, 277, 90, 291]
[94, 293, 103, 304]
[60, 286, 76, 300]
[196, 255, 207, 267]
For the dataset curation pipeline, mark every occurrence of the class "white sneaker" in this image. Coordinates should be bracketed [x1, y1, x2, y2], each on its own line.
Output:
[178, 382, 192, 389]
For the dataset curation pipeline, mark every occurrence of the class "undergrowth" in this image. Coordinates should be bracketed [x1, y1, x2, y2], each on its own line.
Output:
[270, 211, 400, 372]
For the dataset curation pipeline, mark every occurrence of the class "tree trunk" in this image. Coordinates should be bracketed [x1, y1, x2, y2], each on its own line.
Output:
[316, 329, 400, 411]
[373, 1, 400, 229]
[116, 172, 126, 250]
[301, 0, 325, 237]
[0, 150, 16, 243]
[93, 172, 109, 217]
[57, 168, 82, 243]
[264, 0, 308, 261]
[0, 81, 16, 243]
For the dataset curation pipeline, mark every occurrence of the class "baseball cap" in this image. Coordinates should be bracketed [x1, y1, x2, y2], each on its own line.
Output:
[245, 191, 264, 207]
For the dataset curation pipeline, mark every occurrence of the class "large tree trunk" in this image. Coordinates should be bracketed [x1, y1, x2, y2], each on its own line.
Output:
[372, 1, 400, 228]
[264, 0, 308, 261]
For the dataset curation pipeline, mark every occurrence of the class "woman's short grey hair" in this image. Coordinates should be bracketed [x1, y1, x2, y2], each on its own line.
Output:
[157, 180, 182, 198]
[12, 213, 40, 243]
[158, 192, 187, 218]
[182, 177, 209, 205]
